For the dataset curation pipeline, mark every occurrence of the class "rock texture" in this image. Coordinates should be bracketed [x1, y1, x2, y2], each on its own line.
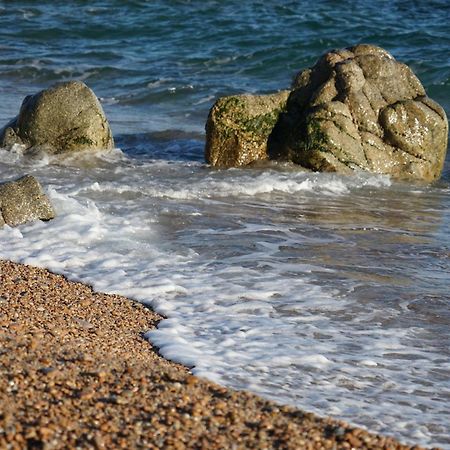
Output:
[0, 175, 55, 227]
[0, 260, 436, 450]
[205, 91, 289, 168]
[268, 44, 448, 181]
[0, 81, 114, 154]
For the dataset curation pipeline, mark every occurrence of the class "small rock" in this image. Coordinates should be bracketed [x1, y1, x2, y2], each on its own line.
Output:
[0, 175, 55, 227]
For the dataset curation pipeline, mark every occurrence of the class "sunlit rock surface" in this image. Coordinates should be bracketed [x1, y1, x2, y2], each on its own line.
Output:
[268, 44, 448, 182]
[0, 81, 114, 155]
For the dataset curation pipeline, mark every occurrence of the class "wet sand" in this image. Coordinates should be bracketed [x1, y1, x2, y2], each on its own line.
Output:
[0, 259, 436, 449]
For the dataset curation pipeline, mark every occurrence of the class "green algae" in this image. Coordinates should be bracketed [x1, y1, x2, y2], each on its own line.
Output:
[72, 136, 95, 146]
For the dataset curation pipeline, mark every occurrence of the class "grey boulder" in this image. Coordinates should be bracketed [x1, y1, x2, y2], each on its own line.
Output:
[268, 44, 448, 182]
[0, 175, 55, 227]
[205, 91, 289, 168]
[0, 81, 114, 154]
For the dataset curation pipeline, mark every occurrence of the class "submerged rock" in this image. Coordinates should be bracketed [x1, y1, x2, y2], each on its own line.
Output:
[0, 175, 55, 227]
[0, 81, 114, 154]
[205, 91, 289, 168]
[268, 44, 448, 182]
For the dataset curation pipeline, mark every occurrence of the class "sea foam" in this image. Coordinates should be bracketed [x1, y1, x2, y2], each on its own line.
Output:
[0, 145, 449, 449]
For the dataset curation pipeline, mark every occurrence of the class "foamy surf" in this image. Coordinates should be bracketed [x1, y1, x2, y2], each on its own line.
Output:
[1, 142, 449, 448]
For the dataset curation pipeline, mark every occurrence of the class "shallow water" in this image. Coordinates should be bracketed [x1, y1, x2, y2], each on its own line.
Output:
[1, 1, 449, 447]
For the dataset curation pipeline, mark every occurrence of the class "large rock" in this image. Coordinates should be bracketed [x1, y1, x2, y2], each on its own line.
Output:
[268, 44, 448, 181]
[0, 175, 55, 227]
[0, 81, 114, 154]
[205, 91, 289, 168]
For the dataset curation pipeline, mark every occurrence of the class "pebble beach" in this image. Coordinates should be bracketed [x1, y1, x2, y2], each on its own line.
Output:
[0, 259, 439, 449]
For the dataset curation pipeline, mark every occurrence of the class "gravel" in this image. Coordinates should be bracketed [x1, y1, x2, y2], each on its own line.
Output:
[0, 259, 438, 449]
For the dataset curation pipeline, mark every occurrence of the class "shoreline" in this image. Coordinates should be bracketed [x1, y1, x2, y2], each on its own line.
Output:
[0, 259, 436, 449]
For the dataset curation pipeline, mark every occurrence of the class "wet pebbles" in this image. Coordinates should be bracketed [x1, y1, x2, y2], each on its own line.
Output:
[0, 260, 437, 449]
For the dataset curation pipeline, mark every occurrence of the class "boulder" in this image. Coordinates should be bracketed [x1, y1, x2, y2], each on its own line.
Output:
[205, 91, 289, 168]
[0, 81, 114, 154]
[268, 44, 448, 181]
[0, 175, 55, 227]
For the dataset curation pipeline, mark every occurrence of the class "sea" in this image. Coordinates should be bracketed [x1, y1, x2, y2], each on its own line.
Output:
[0, 1, 449, 448]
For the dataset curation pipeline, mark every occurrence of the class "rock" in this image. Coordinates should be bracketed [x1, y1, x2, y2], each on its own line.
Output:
[205, 91, 289, 168]
[268, 44, 448, 182]
[0, 175, 55, 227]
[0, 81, 114, 154]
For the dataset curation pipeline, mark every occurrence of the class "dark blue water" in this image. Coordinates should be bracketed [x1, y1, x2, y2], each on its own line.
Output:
[1, 1, 449, 448]
[1, 1, 449, 135]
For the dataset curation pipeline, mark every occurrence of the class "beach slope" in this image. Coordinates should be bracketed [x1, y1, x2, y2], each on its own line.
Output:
[0, 260, 432, 449]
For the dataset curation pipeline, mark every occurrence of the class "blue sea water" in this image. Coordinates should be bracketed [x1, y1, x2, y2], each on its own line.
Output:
[0, 1, 449, 447]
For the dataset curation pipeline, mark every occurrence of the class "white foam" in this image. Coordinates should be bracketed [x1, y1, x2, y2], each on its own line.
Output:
[0, 148, 448, 448]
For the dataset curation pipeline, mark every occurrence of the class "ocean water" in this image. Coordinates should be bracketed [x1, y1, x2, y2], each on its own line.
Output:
[1, 1, 449, 448]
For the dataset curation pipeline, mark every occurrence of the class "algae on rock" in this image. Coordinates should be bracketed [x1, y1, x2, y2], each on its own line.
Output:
[205, 91, 289, 168]
[268, 44, 448, 182]
[0, 81, 114, 155]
